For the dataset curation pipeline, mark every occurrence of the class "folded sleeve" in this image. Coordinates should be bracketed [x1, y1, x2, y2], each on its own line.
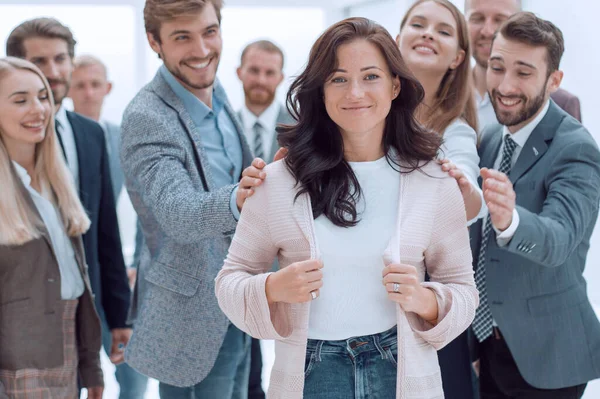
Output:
[215, 181, 293, 340]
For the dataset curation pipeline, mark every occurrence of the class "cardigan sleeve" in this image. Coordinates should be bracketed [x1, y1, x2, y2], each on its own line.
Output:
[215, 180, 294, 340]
[407, 176, 479, 350]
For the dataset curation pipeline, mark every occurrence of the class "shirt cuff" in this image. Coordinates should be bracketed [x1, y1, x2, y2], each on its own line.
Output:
[230, 185, 241, 221]
[493, 208, 519, 247]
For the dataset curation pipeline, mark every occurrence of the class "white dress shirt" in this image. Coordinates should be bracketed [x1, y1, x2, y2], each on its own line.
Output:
[484, 100, 551, 246]
[309, 156, 399, 340]
[440, 119, 486, 225]
[239, 101, 280, 159]
[13, 161, 84, 300]
[476, 91, 499, 136]
[55, 106, 80, 190]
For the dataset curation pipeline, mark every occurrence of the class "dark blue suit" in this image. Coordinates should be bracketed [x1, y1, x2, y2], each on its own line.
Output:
[67, 111, 130, 329]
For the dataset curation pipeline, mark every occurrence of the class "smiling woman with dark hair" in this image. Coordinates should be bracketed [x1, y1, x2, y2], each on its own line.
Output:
[216, 17, 478, 399]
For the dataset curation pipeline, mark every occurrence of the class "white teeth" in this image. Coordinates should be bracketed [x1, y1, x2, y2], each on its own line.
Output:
[499, 98, 520, 106]
[188, 60, 210, 69]
[23, 122, 44, 128]
[415, 46, 435, 53]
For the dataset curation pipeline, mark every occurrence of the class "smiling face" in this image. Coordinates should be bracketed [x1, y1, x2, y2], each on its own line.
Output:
[324, 39, 400, 143]
[237, 47, 284, 108]
[398, 1, 465, 76]
[22, 37, 73, 107]
[486, 33, 561, 132]
[0, 68, 52, 151]
[147, 2, 222, 101]
[466, 0, 519, 68]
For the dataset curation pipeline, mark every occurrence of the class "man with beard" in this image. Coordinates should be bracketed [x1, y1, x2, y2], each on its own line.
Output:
[465, 0, 582, 133]
[120, 1, 270, 397]
[237, 40, 294, 164]
[471, 12, 600, 398]
[6, 17, 132, 368]
[235, 40, 294, 399]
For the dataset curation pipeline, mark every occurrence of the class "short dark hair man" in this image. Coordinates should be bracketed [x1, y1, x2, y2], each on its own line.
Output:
[465, 0, 582, 131]
[120, 1, 268, 397]
[6, 18, 132, 392]
[471, 12, 600, 398]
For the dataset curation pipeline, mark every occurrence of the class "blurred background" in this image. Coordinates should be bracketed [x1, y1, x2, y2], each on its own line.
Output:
[1, 0, 598, 397]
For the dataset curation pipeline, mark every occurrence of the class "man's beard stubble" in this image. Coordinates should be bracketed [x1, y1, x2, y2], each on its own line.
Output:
[245, 84, 276, 107]
[490, 79, 548, 128]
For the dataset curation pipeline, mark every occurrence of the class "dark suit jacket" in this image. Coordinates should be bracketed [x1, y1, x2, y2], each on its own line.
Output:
[0, 179, 102, 390]
[471, 101, 600, 389]
[66, 111, 130, 329]
[551, 88, 582, 122]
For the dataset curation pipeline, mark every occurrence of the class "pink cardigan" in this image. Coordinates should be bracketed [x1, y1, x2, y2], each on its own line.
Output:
[215, 159, 478, 399]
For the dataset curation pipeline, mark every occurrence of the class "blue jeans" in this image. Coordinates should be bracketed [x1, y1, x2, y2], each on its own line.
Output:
[100, 311, 149, 399]
[304, 326, 398, 398]
[159, 324, 251, 399]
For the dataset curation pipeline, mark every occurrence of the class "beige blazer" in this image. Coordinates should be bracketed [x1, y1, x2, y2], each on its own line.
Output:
[216, 159, 479, 398]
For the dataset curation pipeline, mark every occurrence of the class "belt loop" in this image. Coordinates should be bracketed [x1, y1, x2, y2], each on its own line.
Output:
[315, 340, 324, 362]
[373, 333, 387, 359]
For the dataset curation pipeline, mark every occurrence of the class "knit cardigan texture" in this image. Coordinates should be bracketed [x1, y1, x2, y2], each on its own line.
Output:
[216, 159, 479, 398]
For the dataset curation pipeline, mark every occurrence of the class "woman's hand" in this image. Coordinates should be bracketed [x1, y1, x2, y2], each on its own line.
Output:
[382, 263, 438, 324]
[265, 259, 323, 304]
[236, 158, 267, 210]
[439, 158, 482, 221]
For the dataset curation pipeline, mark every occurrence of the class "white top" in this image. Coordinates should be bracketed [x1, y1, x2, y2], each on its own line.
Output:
[476, 91, 499, 137]
[13, 161, 84, 300]
[55, 106, 80, 190]
[308, 156, 399, 340]
[439, 119, 486, 225]
[239, 101, 280, 159]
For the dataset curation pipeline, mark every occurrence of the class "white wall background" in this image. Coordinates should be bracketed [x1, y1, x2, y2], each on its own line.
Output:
[1, 1, 599, 397]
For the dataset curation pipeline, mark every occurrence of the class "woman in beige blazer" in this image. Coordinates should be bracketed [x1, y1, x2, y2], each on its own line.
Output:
[0, 57, 103, 399]
[216, 18, 478, 399]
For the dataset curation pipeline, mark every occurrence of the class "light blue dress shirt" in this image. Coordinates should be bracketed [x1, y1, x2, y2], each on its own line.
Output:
[160, 66, 243, 218]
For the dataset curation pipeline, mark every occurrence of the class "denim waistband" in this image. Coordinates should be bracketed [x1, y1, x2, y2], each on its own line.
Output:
[306, 326, 397, 359]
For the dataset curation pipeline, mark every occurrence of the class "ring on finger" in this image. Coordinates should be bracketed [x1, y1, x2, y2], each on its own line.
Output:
[311, 291, 317, 300]
[393, 283, 400, 293]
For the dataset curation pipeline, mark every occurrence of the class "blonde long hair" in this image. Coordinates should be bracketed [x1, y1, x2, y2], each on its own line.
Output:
[0, 57, 90, 246]
[400, 0, 478, 133]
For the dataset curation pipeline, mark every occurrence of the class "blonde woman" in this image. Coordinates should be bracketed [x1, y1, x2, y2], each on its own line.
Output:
[0, 57, 103, 399]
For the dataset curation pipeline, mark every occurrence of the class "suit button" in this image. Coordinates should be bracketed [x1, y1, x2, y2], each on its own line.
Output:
[48, 278, 55, 283]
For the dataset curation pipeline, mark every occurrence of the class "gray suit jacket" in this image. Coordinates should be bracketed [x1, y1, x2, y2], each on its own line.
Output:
[237, 104, 295, 162]
[471, 100, 600, 389]
[102, 121, 124, 200]
[120, 71, 252, 386]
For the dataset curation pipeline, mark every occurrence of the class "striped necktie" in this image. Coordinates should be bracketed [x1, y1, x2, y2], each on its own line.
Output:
[253, 121, 265, 160]
[472, 134, 518, 342]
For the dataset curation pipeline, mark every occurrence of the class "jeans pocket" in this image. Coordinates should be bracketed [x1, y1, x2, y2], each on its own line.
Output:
[383, 343, 398, 367]
[304, 351, 317, 377]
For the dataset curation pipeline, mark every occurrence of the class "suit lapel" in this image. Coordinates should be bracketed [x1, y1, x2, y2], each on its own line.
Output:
[150, 73, 216, 191]
[509, 103, 562, 183]
[477, 125, 503, 188]
[66, 112, 85, 199]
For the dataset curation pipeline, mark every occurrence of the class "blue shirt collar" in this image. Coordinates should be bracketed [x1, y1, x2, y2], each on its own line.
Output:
[159, 65, 226, 120]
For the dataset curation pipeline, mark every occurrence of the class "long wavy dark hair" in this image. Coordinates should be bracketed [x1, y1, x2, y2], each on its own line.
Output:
[279, 17, 441, 227]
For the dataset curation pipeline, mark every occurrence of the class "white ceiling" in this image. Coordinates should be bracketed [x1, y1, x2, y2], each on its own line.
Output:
[0, 0, 381, 9]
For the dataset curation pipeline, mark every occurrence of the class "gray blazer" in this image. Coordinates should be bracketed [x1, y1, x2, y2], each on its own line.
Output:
[120, 71, 252, 387]
[237, 104, 295, 162]
[471, 100, 600, 389]
[102, 121, 124, 200]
